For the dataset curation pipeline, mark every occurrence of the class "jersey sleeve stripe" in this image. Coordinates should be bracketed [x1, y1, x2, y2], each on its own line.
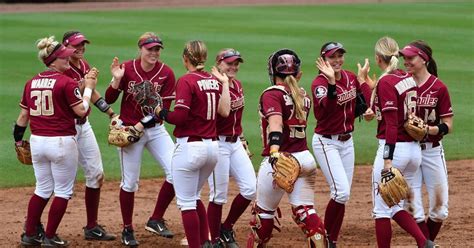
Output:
[70, 100, 83, 107]
[439, 113, 454, 117]
[381, 106, 398, 112]
[264, 112, 282, 118]
[174, 104, 190, 109]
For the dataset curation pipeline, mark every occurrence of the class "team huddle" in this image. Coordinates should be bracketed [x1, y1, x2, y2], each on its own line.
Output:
[13, 31, 452, 248]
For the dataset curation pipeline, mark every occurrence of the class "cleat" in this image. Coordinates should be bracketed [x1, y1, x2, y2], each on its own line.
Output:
[145, 219, 174, 238]
[424, 240, 439, 248]
[121, 228, 139, 247]
[220, 227, 239, 248]
[41, 235, 69, 247]
[21, 224, 45, 246]
[83, 224, 116, 241]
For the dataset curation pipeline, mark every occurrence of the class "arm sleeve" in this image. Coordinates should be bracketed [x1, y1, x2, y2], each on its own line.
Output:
[378, 79, 398, 146]
[105, 85, 121, 104]
[383, 110, 398, 145]
[437, 85, 454, 117]
[161, 69, 176, 110]
[165, 107, 190, 126]
[359, 80, 372, 103]
[312, 76, 338, 108]
[261, 90, 283, 119]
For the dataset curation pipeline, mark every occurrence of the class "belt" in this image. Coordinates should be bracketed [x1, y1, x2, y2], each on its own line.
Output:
[420, 141, 440, 150]
[222, 136, 239, 143]
[322, 133, 351, 142]
[187, 136, 217, 142]
[76, 118, 87, 125]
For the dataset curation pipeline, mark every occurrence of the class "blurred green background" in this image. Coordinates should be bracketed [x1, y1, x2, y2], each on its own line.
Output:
[1, 1, 472, 187]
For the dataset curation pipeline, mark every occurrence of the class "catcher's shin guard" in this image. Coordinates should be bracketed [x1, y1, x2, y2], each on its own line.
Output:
[292, 206, 328, 248]
[246, 204, 281, 248]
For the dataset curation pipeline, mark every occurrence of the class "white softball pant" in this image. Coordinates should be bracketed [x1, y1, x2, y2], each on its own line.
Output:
[173, 137, 219, 211]
[256, 150, 317, 219]
[410, 142, 449, 223]
[30, 135, 78, 199]
[118, 124, 174, 192]
[372, 139, 421, 219]
[75, 120, 104, 189]
[312, 133, 354, 204]
[208, 137, 257, 204]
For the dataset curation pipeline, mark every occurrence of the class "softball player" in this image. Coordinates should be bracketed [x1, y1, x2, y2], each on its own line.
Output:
[62, 31, 116, 241]
[152, 40, 230, 248]
[17, 36, 96, 247]
[206, 48, 256, 247]
[400, 40, 453, 242]
[311, 42, 373, 247]
[248, 49, 326, 248]
[371, 36, 437, 248]
[104, 32, 177, 246]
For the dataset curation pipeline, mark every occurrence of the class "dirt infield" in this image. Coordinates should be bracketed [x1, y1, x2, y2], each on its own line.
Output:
[1, 160, 472, 247]
[1, 1, 472, 247]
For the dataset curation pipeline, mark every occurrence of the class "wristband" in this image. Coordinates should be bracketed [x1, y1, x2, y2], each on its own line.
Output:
[268, 131, 283, 147]
[13, 123, 27, 142]
[437, 123, 449, 135]
[383, 143, 395, 160]
[94, 97, 111, 113]
[83, 87, 93, 99]
[327, 84, 337, 99]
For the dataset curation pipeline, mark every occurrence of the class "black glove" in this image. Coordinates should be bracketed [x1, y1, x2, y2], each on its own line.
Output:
[140, 114, 156, 128]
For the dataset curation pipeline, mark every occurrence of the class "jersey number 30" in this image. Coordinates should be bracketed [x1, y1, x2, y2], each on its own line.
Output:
[30, 90, 54, 116]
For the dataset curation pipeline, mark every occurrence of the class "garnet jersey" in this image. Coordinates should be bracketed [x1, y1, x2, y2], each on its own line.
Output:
[259, 85, 311, 156]
[312, 70, 371, 134]
[216, 78, 244, 137]
[64, 58, 91, 83]
[105, 59, 176, 125]
[172, 71, 222, 139]
[416, 75, 453, 143]
[64, 59, 91, 120]
[374, 69, 417, 142]
[20, 70, 82, 136]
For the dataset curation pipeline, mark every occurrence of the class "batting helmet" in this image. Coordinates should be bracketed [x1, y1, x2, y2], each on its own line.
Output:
[268, 49, 301, 85]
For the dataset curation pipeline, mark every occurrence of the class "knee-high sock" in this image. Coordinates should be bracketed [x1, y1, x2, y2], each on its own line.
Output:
[182, 210, 200, 248]
[25, 194, 49, 236]
[417, 220, 429, 239]
[256, 218, 274, 244]
[375, 218, 392, 248]
[197, 200, 210, 244]
[45, 197, 69, 238]
[324, 199, 345, 242]
[393, 210, 426, 247]
[85, 187, 100, 229]
[120, 188, 135, 227]
[222, 194, 251, 230]
[150, 181, 175, 221]
[427, 218, 443, 241]
[207, 202, 222, 242]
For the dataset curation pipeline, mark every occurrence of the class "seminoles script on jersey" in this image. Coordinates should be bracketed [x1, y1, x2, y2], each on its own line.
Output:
[173, 71, 222, 139]
[416, 75, 453, 143]
[374, 69, 417, 142]
[259, 85, 311, 156]
[20, 71, 82, 136]
[105, 59, 176, 125]
[312, 70, 371, 135]
[217, 78, 244, 137]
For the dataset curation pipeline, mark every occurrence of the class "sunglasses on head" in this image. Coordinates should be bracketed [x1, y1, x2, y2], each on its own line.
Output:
[321, 42, 343, 56]
[138, 37, 162, 47]
[220, 50, 240, 60]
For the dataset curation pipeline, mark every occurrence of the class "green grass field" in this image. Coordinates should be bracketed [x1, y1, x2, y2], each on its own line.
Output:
[1, 2, 473, 187]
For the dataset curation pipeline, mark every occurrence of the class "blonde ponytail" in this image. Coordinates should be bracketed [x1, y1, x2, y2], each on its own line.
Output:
[36, 36, 59, 62]
[284, 75, 305, 120]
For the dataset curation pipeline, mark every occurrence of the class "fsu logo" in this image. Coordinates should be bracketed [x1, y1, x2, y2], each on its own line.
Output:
[337, 88, 356, 105]
[314, 86, 327, 99]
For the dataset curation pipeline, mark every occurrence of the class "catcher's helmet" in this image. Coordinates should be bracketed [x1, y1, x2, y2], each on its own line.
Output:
[268, 49, 301, 85]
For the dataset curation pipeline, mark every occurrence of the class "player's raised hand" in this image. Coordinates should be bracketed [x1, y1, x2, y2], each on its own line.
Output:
[211, 66, 229, 85]
[316, 57, 335, 84]
[84, 67, 99, 89]
[357, 58, 370, 85]
[110, 57, 125, 80]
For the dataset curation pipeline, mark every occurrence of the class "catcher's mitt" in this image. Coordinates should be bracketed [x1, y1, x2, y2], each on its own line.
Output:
[15, 140, 32, 165]
[131, 80, 162, 115]
[404, 114, 428, 141]
[271, 152, 301, 193]
[378, 167, 409, 207]
[108, 126, 143, 148]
